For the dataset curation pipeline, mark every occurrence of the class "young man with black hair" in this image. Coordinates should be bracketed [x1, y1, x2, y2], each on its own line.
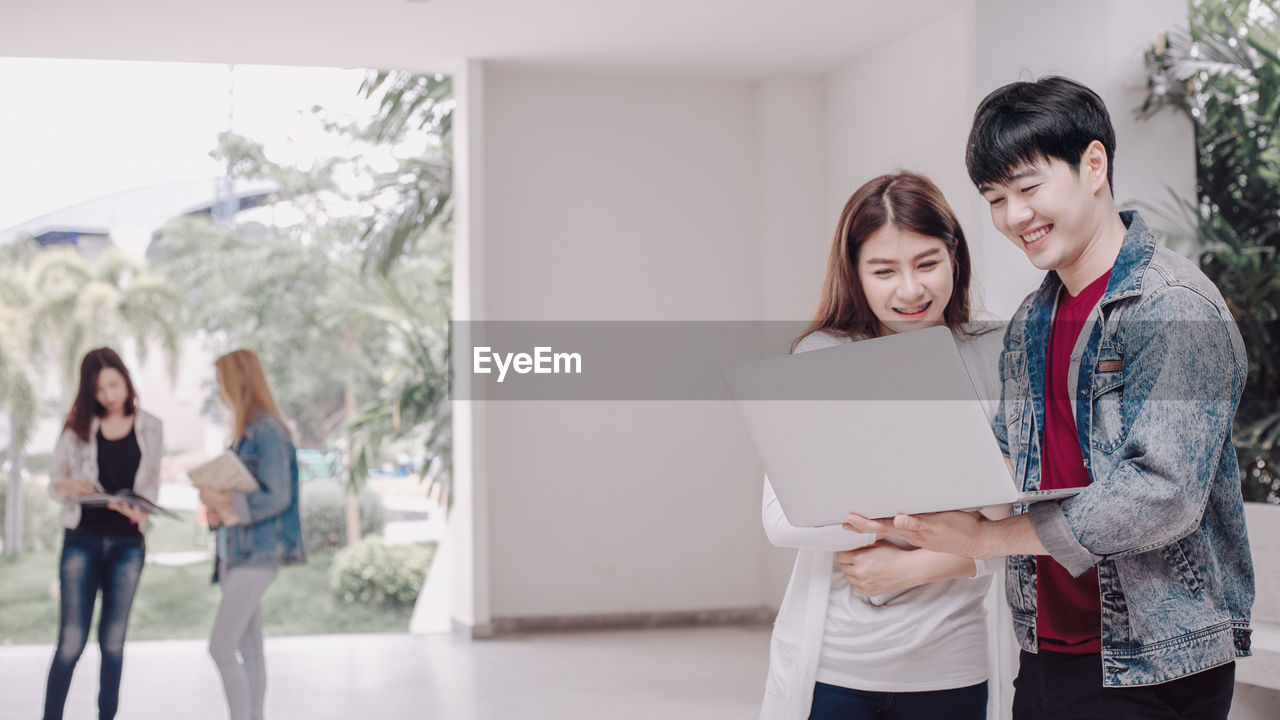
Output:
[847, 76, 1254, 719]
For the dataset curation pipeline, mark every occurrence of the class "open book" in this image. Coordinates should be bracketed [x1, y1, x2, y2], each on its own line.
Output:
[188, 451, 260, 526]
[76, 489, 179, 519]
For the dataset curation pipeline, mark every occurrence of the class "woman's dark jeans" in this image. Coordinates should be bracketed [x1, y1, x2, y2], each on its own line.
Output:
[810, 680, 988, 720]
[42, 528, 145, 720]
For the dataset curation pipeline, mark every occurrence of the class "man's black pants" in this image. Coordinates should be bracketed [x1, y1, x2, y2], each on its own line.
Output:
[1012, 649, 1234, 719]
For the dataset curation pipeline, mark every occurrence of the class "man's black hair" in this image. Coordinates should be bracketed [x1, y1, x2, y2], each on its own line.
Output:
[965, 76, 1116, 193]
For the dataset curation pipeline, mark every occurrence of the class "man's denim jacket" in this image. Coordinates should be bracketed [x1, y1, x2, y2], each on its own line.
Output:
[993, 210, 1253, 687]
[218, 412, 307, 572]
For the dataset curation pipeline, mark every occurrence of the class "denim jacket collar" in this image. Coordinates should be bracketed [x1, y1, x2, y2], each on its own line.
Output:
[1027, 209, 1156, 312]
[1021, 210, 1160, 430]
[1101, 210, 1158, 306]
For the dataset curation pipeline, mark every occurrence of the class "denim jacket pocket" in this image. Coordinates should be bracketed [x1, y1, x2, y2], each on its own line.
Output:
[1000, 350, 1026, 382]
[1091, 359, 1127, 453]
[1001, 350, 1029, 487]
[1162, 538, 1204, 598]
[1001, 351, 1027, 444]
[1006, 555, 1037, 616]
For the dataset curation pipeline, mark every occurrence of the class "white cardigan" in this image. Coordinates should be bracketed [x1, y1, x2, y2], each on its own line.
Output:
[759, 329, 1016, 720]
[48, 410, 164, 532]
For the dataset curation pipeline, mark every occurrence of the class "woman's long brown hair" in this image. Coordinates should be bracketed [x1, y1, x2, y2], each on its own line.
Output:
[64, 347, 138, 443]
[215, 349, 289, 442]
[793, 172, 973, 351]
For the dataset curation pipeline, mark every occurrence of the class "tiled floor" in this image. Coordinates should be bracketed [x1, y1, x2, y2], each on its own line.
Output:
[8, 627, 1277, 719]
[0, 626, 771, 719]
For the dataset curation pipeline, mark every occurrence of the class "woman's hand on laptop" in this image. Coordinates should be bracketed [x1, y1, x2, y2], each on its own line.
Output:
[838, 540, 979, 596]
[837, 541, 915, 596]
[844, 510, 987, 558]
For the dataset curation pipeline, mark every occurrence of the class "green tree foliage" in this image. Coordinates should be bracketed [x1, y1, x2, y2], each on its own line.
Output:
[28, 246, 183, 391]
[1140, 0, 1280, 501]
[0, 240, 182, 553]
[148, 215, 380, 446]
[344, 72, 453, 274]
[0, 242, 39, 555]
[151, 70, 453, 494]
[0, 242, 38, 453]
[323, 243, 451, 498]
[336, 71, 453, 496]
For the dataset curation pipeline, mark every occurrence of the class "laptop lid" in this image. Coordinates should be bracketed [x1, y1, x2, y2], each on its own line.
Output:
[724, 326, 1022, 526]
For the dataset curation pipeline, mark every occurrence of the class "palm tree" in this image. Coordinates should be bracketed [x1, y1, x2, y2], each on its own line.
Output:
[352, 71, 453, 275]
[0, 254, 39, 555]
[28, 246, 184, 393]
[338, 70, 453, 502]
[323, 247, 452, 505]
[163, 70, 454, 537]
[0, 244, 183, 554]
[213, 69, 454, 508]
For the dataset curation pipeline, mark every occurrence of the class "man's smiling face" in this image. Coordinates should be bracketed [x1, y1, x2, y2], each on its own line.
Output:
[979, 156, 1098, 273]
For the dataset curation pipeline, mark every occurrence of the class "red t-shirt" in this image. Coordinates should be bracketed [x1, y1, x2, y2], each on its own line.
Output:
[1037, 269, 1111, 654]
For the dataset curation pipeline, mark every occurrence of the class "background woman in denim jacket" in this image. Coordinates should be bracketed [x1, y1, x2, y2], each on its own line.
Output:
[200, 348, 305, 720]
[43, 347, 163, 720]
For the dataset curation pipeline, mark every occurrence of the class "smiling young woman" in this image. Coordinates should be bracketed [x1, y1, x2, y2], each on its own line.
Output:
[794, 172, 974, 348]
[763, 172, 1012, 720]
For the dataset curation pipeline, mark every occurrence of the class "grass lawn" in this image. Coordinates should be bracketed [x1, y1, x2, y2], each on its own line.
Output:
[0, 521, 426, 645]
[146, 509, 210, 553]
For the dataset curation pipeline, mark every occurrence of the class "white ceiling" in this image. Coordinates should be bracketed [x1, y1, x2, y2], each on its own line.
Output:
[0, 0, 954, 77]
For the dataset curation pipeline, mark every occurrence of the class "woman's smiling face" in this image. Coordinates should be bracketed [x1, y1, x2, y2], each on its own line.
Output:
[856, 224, 954, 336]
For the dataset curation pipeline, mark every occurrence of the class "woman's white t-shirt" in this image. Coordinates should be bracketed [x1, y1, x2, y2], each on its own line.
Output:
[797, 327, 1003, 693]
[816, 555, 991, 690]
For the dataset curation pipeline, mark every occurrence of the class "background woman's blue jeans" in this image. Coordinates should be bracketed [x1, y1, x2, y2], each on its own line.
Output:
[810, 680, 988, 720]
[42, 528, 145, 720]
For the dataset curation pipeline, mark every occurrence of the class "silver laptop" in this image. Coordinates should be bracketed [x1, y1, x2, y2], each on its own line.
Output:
[724, 325, 1080, 527]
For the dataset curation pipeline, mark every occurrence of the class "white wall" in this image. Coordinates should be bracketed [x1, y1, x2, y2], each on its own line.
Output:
[764, 0, 982, 603]
[752, 77, 829, 603]
[823, 1, 983, 306]
[454, 0, 1197, 627]
[754, 77, 829, 323]
[971, 0, 1195, 317]
[470, 67, 773, 620]
[818, 0, 1195, 321]
[465, 24, 1051, 616]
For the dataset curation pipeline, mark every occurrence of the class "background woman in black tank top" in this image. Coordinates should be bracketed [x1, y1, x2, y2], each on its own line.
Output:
[42, 348, 163, 720]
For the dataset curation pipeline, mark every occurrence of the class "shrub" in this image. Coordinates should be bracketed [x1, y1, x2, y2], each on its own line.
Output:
[329, 537, 434, 607]
[0, 478, 64, 552]
[300, 479, 385, 553]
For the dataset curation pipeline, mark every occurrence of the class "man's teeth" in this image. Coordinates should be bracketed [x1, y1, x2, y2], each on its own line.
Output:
[1022, 226, 1050, 243]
